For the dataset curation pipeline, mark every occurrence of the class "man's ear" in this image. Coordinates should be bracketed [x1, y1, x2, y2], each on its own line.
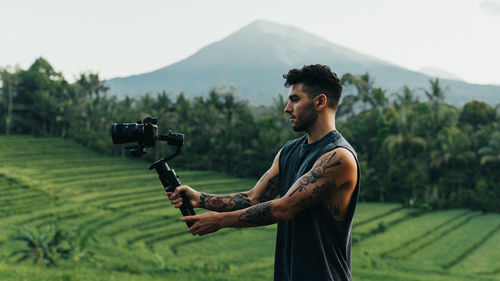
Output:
[315, 94, 328, 110]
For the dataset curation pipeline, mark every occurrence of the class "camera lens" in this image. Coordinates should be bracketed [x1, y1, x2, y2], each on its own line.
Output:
[111, 123, 143, 144]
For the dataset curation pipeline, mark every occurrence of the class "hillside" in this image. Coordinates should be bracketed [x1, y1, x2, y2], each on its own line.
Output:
[105, 20, 500, 106]
[1, 135, 499, 281]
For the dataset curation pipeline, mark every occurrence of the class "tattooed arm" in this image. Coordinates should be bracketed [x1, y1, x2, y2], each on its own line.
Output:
[182, 148, 358, 235]
[246, 149, 281, 204]
[167, 151, 281, 212]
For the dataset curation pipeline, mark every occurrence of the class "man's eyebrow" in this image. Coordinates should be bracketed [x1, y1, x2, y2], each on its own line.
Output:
[289, 93, 299, 99]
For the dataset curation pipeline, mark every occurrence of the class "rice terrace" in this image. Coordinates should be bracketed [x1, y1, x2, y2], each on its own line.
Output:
[0, 135, 499, 281]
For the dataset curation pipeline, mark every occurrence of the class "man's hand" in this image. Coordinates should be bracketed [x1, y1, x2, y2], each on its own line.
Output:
[166, 185, 201, 208]
[182, 212, 224, 236]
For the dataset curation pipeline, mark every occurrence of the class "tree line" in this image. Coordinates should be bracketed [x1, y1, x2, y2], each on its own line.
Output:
[1, 57, 499, 212]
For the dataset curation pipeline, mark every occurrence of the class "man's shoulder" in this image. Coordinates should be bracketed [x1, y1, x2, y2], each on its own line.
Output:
[321, 147, 357, 169]
[328, 131, 358, 159]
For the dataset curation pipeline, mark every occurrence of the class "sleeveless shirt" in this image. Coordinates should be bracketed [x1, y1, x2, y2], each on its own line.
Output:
[274, 130, 360, 281]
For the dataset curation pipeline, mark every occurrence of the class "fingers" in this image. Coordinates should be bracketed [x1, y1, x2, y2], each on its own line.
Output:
[182, 216, 203, 235]
[172, 198, 183, 208]
[181, 214, 220, 236]
[181, 215, 197, 222]
[188, 224, 218, 236]
[174, 185, 189, 196]
[187, 222, 209, 236]
[166, 186, 186, 198]
[166, 190, 180, 199]
[187, 224, 199, 235]
[165, 192, 181, 207]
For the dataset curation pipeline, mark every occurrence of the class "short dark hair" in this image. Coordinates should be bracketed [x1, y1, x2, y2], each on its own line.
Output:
[283, 64, 342, 109]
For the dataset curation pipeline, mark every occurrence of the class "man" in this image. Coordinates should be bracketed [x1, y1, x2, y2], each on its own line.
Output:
[167, 64, 360, 281]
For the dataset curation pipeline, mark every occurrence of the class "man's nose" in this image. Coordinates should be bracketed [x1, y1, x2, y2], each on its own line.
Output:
[284, 102, 292, 113]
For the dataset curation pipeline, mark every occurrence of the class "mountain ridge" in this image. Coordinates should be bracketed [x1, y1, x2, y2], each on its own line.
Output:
[418, 67, 463, 81]
[106, 20, 499, 105]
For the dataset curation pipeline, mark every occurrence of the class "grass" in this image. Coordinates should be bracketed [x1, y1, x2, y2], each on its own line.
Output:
[403, 213, 500, 269]
[1, 135, 499, 281]
[452, 223, 500, 274]
[357, 209, 469, 256]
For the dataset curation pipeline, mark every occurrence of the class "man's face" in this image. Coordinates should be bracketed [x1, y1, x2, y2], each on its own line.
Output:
[284, 83, 318, 132]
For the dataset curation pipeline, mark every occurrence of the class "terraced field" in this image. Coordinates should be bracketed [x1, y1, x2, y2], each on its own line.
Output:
[0, 135, 499, 281]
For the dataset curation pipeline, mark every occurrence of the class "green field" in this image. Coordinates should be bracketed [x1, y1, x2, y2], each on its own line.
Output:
[0, 135, 499, 281]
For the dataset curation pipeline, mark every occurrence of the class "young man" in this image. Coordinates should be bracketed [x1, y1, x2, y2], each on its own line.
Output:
[167, 64, 360, 281]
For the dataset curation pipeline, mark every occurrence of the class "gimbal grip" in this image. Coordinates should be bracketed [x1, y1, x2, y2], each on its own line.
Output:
[179, 192, 196, 227]
[150, 160, 196, 228]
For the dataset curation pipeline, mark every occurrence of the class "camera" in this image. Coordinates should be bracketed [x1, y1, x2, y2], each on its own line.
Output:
[111, 117, 159, 148]
[110, 117, 184, 157]
[110, 117, 195, 226]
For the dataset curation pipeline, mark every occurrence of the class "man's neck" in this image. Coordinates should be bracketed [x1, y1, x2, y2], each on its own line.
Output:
[305, 114, 336, 144]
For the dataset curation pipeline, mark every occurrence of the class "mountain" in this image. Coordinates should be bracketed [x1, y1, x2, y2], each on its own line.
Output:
[105, 20, 500, 106]
[418, 67, 463, 81]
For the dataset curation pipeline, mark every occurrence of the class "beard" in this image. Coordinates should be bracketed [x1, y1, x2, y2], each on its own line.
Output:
[292, 102, 318, 132]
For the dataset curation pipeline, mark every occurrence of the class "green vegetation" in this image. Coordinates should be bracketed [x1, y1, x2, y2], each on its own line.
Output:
[1, 58, 499, 212]
[0, 136, 499, 280]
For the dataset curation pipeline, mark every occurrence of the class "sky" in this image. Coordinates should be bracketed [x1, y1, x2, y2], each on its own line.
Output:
[1, 0, 500, 85]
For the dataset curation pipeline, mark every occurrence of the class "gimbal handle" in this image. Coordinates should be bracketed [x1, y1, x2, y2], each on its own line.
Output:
[149, 140, 196, 228]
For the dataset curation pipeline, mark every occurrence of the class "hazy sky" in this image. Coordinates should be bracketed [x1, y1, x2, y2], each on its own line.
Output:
[1, 0, 499, 85]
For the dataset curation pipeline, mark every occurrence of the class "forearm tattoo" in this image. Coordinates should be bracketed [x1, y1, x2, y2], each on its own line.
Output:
[199, 192, 252, 212]
[238, 201, 277, 226]
[257, 174, 280, 203]
[289, 151, 341, 198]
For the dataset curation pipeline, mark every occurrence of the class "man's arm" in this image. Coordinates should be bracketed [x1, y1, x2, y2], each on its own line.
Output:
[167, 151, 281, 212]
[183, 147, 358, 235]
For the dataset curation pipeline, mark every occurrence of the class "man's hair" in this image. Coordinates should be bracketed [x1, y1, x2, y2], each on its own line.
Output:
[283, 64, 342, 109]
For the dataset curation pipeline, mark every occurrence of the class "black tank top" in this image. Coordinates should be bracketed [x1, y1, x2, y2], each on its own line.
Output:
[275, 130, 360, 281]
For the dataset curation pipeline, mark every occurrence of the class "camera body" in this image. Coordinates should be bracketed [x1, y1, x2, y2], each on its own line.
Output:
[111, 117, 183, 157]
[111, 117, 159, 148]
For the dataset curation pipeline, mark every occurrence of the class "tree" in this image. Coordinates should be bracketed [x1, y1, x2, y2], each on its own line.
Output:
[459, 99, 496, 128]
[340, 72, 387, 114]
[14, 57, 67, 135]
[429, 127, 477, 207]
[0, 67, 19, 134]
[479, 131, 500, 166]
[76, 73, 109, 98]
[430, 127, 475, 170]
[75, 72, 109, 135]
[382, 91, 427, 204]
[393, 85, 419, 111]
[476, 131, 500, 211]
[423, 78, 448, 135]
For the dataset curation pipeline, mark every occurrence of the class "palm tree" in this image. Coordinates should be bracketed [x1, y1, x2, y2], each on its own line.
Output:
[479, 131, 500, 165]
[340, 72, 387, 114]
[76, 73, 109, 98]
[393, 85, 419, 111]
[76, 73, 109, 134]
[423, 78, 448, 134]
[383, 104, 428, 204]
[271, 93, 289, 128]
[385, 86, 426, 156]
[430, 127, 475, 169]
